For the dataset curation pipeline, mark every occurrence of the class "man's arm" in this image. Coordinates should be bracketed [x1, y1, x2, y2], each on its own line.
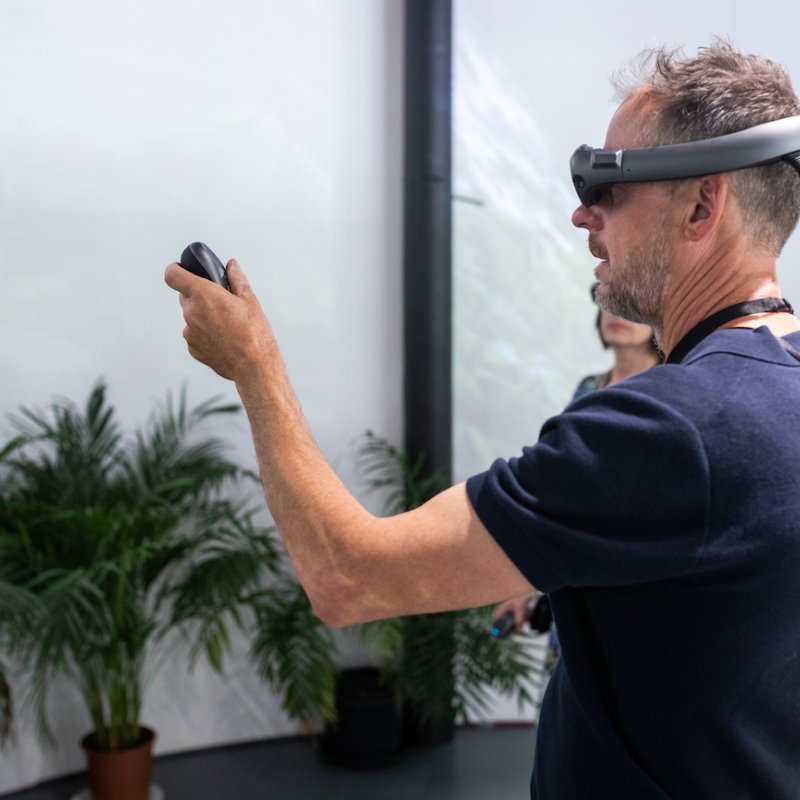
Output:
[164, 260, 535, 626]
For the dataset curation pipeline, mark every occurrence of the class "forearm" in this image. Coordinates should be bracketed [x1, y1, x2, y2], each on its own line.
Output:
[234, 351, 374, 626]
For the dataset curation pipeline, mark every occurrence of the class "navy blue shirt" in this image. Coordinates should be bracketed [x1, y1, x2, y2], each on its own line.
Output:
[467, 327, 800, 799]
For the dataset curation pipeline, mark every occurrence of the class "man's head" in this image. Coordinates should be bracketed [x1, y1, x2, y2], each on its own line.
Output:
[573, 41, 800, 330]
[615, 41, 800, 257]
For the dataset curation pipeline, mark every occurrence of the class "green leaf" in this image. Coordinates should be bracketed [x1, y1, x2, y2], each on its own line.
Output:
[249, 584, 338, 723]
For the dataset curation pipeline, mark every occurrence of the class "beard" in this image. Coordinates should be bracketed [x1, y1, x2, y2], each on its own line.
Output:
[590, 229, 675, 330]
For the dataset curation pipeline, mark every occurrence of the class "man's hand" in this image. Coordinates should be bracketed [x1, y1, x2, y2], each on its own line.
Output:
[492, 593, 535, 635]
[164, 259, 275, 381]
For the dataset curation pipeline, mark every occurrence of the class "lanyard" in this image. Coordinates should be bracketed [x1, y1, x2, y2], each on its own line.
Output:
[665, 297, 795, 365]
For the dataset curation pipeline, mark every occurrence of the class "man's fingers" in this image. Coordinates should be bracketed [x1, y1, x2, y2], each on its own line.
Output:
[166, 262, 236, 300]
[164, 262, 200, 295]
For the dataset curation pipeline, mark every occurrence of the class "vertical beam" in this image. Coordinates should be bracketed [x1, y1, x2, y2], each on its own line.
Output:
[403, 0, 452, 489]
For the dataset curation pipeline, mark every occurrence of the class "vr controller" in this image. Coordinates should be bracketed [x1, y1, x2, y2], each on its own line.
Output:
[491, 593, 553, 639]
[570, 114, 800, 207]
[179, 242, 229, 290]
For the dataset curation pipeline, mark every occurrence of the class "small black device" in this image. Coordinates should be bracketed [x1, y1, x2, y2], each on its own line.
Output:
[179, 242, 229, 289]
[491, 594, 553, 639]
[570, 114, 800, 207]
[491, 610, 517, 639]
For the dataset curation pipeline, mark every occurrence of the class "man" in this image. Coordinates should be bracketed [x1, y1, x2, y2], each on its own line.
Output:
[166, 42, 800, 799]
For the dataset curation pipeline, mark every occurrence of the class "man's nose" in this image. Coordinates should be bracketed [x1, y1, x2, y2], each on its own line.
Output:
[571, 203, 602, 231]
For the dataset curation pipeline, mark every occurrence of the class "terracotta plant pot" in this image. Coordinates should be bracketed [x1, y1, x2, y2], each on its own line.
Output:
[81, 727, 155, 800]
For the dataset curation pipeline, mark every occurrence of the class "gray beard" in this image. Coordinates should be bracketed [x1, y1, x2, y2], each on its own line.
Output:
[593, 241, 673, 334]
[598, 282, 663, 328]
[598, 288, 665, 353]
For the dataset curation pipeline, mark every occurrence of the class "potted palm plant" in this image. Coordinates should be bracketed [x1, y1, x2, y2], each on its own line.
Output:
[0, 380, 285, 800]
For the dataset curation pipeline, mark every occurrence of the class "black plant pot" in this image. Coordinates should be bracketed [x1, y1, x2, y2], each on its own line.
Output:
[320, 668, 404, 767]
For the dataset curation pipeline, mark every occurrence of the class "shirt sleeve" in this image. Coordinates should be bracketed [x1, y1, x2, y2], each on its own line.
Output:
[466, 383, 711, 593]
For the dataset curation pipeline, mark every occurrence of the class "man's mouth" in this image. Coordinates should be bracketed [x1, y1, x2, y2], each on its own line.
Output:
[588, 235, 608, 261]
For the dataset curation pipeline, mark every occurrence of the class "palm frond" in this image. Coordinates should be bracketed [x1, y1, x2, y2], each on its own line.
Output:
[356, 430, 448, 514]
[358, 615, 406, 661]
[453, 606, 545, 721]
[250, 584, 338, 723]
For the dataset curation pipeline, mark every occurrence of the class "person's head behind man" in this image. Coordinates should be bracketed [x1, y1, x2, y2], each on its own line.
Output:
[572, 40, 800, 348]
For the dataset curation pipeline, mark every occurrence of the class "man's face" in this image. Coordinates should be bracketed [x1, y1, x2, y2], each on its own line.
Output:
[572, 95, 682, 330]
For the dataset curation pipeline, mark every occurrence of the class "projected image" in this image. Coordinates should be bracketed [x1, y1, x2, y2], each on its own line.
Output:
[452, 9, 605, 481]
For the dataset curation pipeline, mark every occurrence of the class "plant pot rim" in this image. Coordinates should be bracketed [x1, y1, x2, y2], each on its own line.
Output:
[81, 726, 156, 754]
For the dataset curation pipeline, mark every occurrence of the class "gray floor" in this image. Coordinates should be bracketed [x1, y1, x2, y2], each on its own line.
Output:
[1, 726, 536, 800]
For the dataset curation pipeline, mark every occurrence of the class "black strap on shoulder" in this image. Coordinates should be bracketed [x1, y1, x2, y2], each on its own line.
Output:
[666, 297, 794, 364]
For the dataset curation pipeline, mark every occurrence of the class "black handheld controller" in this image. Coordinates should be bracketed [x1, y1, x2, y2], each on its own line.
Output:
[179, 242, 229, 290]
[491, 594, 553, 639]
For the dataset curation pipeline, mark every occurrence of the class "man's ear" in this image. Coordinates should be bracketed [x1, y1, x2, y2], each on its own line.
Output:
[685, 174, 728, 240]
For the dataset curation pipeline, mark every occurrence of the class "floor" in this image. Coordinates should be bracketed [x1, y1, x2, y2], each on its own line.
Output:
[1, 726, 536, 800]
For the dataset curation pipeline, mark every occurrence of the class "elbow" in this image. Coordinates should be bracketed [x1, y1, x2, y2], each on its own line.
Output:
[303, 572, 365, 629]
[286, 514, 385, 628]
[310, 598, 352, 629]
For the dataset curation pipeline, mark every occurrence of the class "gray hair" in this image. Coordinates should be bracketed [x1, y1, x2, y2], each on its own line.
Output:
[613, 40, 800, 256]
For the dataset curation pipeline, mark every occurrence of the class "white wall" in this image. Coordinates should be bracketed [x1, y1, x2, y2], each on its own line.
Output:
[0, 0, 403, 792]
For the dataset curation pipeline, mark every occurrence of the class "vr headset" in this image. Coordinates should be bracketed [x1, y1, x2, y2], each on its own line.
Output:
[570, 115, 800, 207]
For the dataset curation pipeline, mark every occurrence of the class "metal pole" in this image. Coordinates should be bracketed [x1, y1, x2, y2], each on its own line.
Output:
[403, 0, 452, 490]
